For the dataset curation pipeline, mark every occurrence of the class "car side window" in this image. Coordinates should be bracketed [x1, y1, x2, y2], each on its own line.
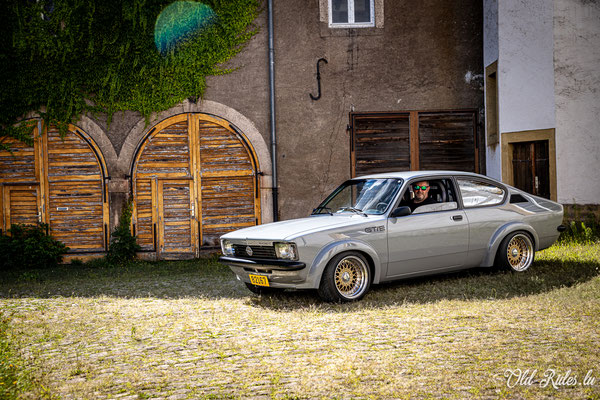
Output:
[398, 178, 458, 213]
[457, 178, 506, 208]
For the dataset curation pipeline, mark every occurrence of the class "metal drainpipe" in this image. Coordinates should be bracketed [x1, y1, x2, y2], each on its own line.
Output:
[268, 0, 278, 221]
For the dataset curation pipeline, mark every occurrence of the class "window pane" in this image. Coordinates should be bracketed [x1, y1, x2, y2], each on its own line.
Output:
[457, 178, 505, 208]
[332, 0, 348, 23]
[354, 0, 371, 23]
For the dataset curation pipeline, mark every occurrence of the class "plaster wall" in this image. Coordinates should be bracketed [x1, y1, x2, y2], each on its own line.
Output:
[554, 0, 600, 205]
[272, 0, 484, 220]
[497, 0, 555, 135]
[483, 0, 501, 180]
[483, 0, 498, 67]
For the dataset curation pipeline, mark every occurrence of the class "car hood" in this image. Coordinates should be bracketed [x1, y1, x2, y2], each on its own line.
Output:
[221, 214, 383, 241]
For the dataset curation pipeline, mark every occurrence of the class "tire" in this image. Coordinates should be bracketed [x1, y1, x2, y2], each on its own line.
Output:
[317, 251, 371, 302]
[495, 232, 535, 272]
[244, 282, 282, 295]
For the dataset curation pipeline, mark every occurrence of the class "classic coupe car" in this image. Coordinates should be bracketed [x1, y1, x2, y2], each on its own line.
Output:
[219, 171, 564, 302]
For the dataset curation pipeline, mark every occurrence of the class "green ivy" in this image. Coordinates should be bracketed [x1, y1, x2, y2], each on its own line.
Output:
[0, 0, 260, 149]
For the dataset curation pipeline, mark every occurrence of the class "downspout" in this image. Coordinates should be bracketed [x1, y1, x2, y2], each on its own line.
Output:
[268, 0, 278, 221]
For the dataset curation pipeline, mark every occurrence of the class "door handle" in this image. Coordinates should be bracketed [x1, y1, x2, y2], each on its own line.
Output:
[452, 215, 463, 221]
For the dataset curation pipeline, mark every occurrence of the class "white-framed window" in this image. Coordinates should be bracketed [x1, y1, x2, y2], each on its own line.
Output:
[329, 0, 375, 28]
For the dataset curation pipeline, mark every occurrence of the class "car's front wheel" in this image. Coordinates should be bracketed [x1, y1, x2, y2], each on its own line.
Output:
[495, 231, 535, 272]
[318, 251, 371, 302]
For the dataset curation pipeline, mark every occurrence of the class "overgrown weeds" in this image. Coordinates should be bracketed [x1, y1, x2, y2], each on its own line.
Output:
[558, 219, 600, 244]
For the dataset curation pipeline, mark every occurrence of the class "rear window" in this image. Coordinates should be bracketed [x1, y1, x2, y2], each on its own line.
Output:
[457, 178, 506, 208]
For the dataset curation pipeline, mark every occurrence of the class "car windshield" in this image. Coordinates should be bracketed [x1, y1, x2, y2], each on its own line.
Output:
[312, 178, 403, 216]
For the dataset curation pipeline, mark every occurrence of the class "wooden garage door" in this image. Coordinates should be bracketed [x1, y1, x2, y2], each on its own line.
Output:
[198, 118, 258, 246]
[0, 134, 39, 234]
[132, 113, 260, 259]
[134, 179, 155, 251]
[157, 180, 196, 258]
[2, 185, 40, 229]
[0, 122, 109, 252]
[0, 136, 38, 182]
[351, 113, 410, 176]
[351, 110, 479, 176]
[418, 111, 477, 172]
[45, 127, 108, 252]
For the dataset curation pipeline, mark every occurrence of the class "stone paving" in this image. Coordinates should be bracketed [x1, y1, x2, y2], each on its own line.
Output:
[1, 253, 600, 399]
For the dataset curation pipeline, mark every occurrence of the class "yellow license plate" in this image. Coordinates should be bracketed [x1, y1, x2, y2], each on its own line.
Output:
[249, 274, 269, 287]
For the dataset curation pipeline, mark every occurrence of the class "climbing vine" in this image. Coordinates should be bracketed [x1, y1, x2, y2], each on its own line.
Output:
[0, 0, 260, 149]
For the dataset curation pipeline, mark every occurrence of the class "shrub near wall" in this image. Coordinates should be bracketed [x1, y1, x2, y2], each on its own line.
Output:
[0, 224, 69, 270]
[107, 199, 141, 264]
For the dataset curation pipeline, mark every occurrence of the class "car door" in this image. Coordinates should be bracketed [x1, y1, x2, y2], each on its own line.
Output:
[455, 177, 509, 266]
[385, 178, 469, 278]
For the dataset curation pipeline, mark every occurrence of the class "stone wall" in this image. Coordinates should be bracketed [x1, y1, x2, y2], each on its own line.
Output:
[270, 0, 484, 219]
[563, 204, 600, 223]
[77, 0, 485, 225]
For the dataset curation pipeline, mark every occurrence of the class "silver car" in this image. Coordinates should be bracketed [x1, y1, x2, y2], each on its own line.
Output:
[219, 171, 565, 302]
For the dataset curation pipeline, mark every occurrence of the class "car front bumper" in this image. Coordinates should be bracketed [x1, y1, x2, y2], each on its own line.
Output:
[218, 256, 312, 288]
[219, 256, 306, 270]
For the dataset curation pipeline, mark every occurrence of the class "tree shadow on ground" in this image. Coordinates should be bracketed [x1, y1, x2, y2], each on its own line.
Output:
[247, 256, 600, 311]
[1, 249, 599, 310]
[0, 258, 248, 300]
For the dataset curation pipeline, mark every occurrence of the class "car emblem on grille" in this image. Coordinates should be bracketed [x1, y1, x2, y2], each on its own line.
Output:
[246, 246, 253, 256]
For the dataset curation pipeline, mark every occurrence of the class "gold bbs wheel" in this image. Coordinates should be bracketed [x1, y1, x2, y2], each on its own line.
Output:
[318, 252, 371, 302]
[503, 232, 534, 272]
[333, 255, 369, 299]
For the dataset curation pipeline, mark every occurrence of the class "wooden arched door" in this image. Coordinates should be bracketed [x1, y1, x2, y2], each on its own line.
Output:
[132, 114, 261, 260]
[0, 122, 109, 254]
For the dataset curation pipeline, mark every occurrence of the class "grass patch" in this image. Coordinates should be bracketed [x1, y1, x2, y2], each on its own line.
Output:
[0, 314, 36, 399]
[0, 244, 599, 399]
[0, 315, 27, 399]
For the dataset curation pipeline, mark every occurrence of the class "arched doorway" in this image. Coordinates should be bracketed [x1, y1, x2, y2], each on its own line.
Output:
[131, 113, 261, 260]
[0, 121, 109, 254]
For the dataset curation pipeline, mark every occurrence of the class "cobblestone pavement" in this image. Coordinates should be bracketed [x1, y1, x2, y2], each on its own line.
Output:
[1, 254, 600, 399]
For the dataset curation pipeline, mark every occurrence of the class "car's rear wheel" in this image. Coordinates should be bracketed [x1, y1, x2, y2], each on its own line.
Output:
[318, 251, 371, 302]
[495, 232, 535, 272]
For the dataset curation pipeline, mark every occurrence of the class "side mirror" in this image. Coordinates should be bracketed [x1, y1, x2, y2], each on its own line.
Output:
[389, 206, 411, 218]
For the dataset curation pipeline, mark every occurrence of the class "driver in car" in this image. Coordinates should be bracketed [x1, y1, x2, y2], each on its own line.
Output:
[407, 180, 436, 212]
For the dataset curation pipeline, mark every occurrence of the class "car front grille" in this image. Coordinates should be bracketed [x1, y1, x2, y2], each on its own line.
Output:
[233, 244, 277, 259]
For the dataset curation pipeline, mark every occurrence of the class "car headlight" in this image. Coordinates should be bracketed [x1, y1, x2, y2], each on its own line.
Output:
[221, 240, 234, 256]
[274, 242, 298, 260]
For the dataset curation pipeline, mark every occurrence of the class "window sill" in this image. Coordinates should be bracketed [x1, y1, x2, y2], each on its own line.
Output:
[319, 22, 384, 37]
